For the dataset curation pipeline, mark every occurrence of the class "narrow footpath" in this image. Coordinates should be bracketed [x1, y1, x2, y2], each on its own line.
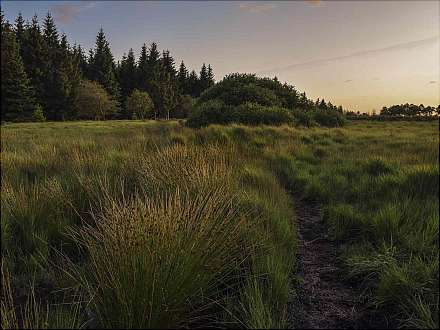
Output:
[288, 197, 388, 329]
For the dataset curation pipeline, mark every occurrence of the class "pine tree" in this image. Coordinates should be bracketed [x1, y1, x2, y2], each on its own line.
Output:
[14, 12, 25, 49]
[89, 28, 120, 104]
[119, 48, 137, 117]
[177, 61, 188, 94]
[41, 13, 73, 120]
[207, 64, 214, 88]
[53, 34, 82, 120]
[43, 12, 59, 49]
[161, 50, 176, 77]
[73, 44, 88, 76]
[137, 43, 148, 90]
[146, 42, 161, 84]
[187, 70, 199, 98]
[199, 63, 209, 95]
[1, 18, 36, 121]
[20, 15, 46, 107]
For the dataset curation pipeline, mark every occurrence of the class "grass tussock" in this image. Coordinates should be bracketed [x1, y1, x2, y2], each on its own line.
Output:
[1, 120, 437, 328]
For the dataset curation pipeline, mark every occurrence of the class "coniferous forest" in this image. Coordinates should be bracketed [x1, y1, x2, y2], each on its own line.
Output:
[1, 11, 215, 122]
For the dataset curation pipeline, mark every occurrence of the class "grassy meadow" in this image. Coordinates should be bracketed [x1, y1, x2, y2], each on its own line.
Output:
[1, 120, 438, 328]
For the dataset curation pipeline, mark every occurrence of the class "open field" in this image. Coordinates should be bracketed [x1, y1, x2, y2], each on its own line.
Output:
[1, 120, 438, 328]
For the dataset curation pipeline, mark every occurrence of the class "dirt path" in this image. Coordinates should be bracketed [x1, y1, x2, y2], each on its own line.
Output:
[288, 197, 385, 329]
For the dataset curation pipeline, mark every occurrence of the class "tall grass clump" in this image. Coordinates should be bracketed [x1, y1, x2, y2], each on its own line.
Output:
[274, 121, 439, 328]
[67, 184, 252, 328]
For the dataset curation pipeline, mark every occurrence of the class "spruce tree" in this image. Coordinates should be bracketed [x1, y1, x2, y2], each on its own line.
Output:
[43, 12, 59, 49]
[146, 42, 161, 84]
[89, 28, 120, 105]
[207, 64, 214, 88]
[20, 15, 46, 108]
[14, 12, 25, 49]
[137, 43, 148, 90]
[177, 61, 188, 94]
[199, 63, 209, 94]
[1, 18, 36, 121]
[73, 44, 88, 77]
[119, 48, 137, 117]
[187, 70, 199, 98]
[161, 50, 176, 77]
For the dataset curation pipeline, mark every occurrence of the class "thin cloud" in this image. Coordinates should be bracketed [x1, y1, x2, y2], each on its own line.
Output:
[51, 1, 97, 24]
[306, 0, 324, 7]
[237, 2, 277, 13]
[257, 36, 439, 74]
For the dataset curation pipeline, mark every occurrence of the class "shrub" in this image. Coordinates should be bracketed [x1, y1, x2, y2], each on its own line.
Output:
[125, 89, 154, 120]
[312, 108, 346, 127]
[74, 80, 118, 120]
[198, 73, 298, 109]
[187, 101, 293, 128]
[294, 109, 315, 127]
[186, 100, 232, 128]
[32, 105, 46, 122]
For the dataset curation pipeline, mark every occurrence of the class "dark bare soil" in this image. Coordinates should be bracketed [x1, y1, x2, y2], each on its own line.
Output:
[288, 197, 391, 329]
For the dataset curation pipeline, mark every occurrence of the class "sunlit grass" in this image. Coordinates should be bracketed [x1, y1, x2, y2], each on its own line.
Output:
[1, 120, 438, 328]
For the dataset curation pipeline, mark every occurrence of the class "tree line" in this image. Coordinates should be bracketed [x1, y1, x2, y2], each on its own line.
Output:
[346, 103, 439, 120]
[1, 11, 215, 122]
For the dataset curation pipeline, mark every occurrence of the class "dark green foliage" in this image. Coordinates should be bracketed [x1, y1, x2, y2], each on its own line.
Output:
[118, 48, 137, 116]
[172, 94, 194, 119]
[88, 28, 120, 102]
[198, 73, 304, 110]
[312, 108, 346, 127]
[19, 15, 46, 107]
[1, 17, 36, 121]
[191, 73, 345, 127]
[14, 12, 25, 50]
[187, 100, 293, 128]
[187, 70, 199, 98]
[380, 103, 439, 118]
[177, 61, 189, 94]
[136, 43, 148, 90]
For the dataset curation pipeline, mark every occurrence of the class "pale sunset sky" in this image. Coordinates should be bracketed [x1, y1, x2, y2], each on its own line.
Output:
[2, 0, 439, 113]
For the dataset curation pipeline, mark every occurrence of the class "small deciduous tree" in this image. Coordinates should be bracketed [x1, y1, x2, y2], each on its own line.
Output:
[125, 89, 154, 120]
[74, 80, 117, 120]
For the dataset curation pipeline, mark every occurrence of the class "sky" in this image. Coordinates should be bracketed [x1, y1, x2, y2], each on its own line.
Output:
[1, 0, 439, 113]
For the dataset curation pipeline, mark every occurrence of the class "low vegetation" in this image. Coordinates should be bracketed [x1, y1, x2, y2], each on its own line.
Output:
[1, 120, 437, 329]
[188, 74, 346, 128]
[1, 120, 296, 328]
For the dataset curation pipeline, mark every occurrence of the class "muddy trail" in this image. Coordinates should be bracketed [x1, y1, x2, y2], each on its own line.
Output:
[288, 197, 390, 329]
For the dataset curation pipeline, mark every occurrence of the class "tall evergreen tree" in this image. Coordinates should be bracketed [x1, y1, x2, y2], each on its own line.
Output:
[1, 17, 36, 121]
[43, 12, 59, 49]
[137, 43, 148, 90]
[14, 12, 25, 49]
[118, 48, 137, 117]
[146, 42, 161, 84]
[187, 70, 199, 98]
[207, 64, 214, 88]
[20, 15, 46, 107]
[89, 28, 120, 104]
[199, 63, 209, 94]
[73, 44, 88, 76]
[161, 50, 176, 77]
[177, 61, 189, 94]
